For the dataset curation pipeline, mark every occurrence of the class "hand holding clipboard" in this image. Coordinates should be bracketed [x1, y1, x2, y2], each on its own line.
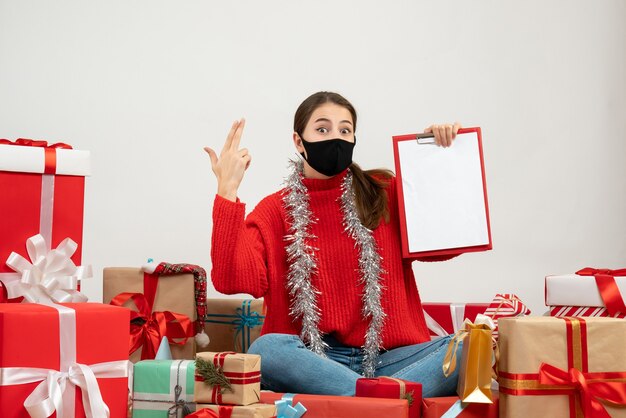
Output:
[393, 127, 492, 258]
[421, 122, 463, 148]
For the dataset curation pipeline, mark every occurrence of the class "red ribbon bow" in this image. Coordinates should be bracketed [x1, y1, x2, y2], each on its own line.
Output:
[0, 138, 72, 149]
[576, 268, 626, 316]
[0, 138, 72, 174]
[539, 363, 626, 418]
[110, 292, 193, 360]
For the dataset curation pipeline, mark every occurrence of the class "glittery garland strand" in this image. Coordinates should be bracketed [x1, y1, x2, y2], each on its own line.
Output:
[340, 170, 386, 377]
[282, 160, 328, 356]
[282, 159, 386, 376]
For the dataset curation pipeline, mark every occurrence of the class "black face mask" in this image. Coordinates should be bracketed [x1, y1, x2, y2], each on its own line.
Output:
[299, 136, 356, 177]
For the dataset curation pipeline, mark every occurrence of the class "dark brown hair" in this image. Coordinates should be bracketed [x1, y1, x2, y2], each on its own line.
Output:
[294, 91, 393, 229]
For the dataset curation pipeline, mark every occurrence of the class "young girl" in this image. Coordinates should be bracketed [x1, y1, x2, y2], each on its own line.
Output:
[204, 91, 462, 397]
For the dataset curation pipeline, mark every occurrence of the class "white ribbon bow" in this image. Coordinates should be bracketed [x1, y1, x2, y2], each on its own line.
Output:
[1, 361, 131, 418]
[424, 303, 467, 338]
[3, 234, 91, 303]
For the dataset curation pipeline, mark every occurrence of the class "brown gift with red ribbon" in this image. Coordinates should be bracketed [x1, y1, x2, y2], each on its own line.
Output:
[194, 352, 261, 406]
[103, 265, 197, 362]
[498, 316, 626, 418]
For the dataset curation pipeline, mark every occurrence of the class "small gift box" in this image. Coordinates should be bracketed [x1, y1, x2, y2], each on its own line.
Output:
[201, 299, 265, 353]
[194, 352, 261, 406]
[0, 303, 131, 418]
[498, 316, 626, 417]
[132, 359, 196, 418]
[260, 392, 409, 418]
[355, 377, 421, 418]
[483, 293, 530, 339]
[104, 262, 208, 361]
[424, 294, 530, 341]
[195, 403, 276, 418]
[545, 268, 626, 316]
[0, 138, 90, 298]
[421, 394, 499, 418]
[422, 303, 490, 339]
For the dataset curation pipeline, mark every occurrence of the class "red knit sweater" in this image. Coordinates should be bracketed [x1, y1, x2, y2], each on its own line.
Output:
[211, 169, 451, 349]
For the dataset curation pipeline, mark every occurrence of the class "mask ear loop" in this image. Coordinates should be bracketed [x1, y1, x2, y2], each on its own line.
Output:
[297, 132, 308, 161]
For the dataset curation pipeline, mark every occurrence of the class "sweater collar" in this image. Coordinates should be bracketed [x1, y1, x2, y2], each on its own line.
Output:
[301, 168, 350, 192]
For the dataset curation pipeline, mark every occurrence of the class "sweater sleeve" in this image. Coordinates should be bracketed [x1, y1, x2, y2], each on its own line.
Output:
[210, 194, 269, 298]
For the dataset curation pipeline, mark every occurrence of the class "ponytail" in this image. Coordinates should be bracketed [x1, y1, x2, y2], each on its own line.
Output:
[349, 162, 394, 230]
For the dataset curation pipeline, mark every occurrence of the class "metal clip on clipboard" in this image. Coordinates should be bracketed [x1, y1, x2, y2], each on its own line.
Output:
[416, 133, 436, 145]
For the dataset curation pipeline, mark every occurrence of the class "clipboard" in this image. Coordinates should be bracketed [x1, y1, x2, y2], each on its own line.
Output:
[392, 127, 492, 258]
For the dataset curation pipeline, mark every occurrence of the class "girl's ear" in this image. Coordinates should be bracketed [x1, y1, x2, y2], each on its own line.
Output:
[293, 132, 305, 153]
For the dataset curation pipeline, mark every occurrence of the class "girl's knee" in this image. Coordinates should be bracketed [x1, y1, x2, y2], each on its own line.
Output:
[248, 333, 302, 356]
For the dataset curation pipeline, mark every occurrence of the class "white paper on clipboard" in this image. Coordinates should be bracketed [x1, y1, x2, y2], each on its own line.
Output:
[397, 131, 489, 253]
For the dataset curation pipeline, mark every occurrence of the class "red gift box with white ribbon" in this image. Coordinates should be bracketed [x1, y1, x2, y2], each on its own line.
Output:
[422, 303, 489, 340]
[0, 139, 90, 296]
[423, 294, 530, 341]
[0, 303, 131, 418]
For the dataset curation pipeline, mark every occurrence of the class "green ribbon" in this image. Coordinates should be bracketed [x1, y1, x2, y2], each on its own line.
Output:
[204, 300, 264, 352]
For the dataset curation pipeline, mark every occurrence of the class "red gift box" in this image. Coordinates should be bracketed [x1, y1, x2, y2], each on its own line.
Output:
[422, 393, 499, 418]
[0, 139, 89, 285]
[422, 303, 489, 339]
[260, 392, 409, 418]
[355, 377, 421, 418]
[0, 303, 131, 418]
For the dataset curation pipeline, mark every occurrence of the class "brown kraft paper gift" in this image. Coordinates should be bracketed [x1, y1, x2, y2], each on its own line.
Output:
[194, 351, 261, 406]
[200, 299, 265, 354]
[498, 316, 626, 418]
[103, 267, 196, 362]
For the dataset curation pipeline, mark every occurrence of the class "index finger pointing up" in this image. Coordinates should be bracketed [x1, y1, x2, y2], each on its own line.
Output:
[231, 118, 246, 150]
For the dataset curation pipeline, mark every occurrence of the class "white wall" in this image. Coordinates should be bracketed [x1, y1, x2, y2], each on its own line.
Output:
[1, 1, 624, 315]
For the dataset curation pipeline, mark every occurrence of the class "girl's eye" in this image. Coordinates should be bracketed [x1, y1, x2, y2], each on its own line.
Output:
[317, 127, 328, 133]
[340, 128, 352, 134]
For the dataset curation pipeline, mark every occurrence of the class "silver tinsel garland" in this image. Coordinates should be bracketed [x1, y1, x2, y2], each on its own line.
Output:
[282, 159, 385, 377]
[339, 168, 386, 378]
[283, 160, 328, 356]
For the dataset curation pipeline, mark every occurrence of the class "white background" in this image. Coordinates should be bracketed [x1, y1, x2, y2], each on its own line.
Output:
[1, 1, 624, 316]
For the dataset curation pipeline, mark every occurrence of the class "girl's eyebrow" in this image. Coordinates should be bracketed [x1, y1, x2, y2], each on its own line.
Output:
[314, 117, 353, 126]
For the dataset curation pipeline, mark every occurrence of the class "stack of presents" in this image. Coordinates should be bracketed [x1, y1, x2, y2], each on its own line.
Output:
[1, 137, 626, 418]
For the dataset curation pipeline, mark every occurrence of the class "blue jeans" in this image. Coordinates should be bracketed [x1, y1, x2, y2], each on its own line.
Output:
[247, 333, 461, 397]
